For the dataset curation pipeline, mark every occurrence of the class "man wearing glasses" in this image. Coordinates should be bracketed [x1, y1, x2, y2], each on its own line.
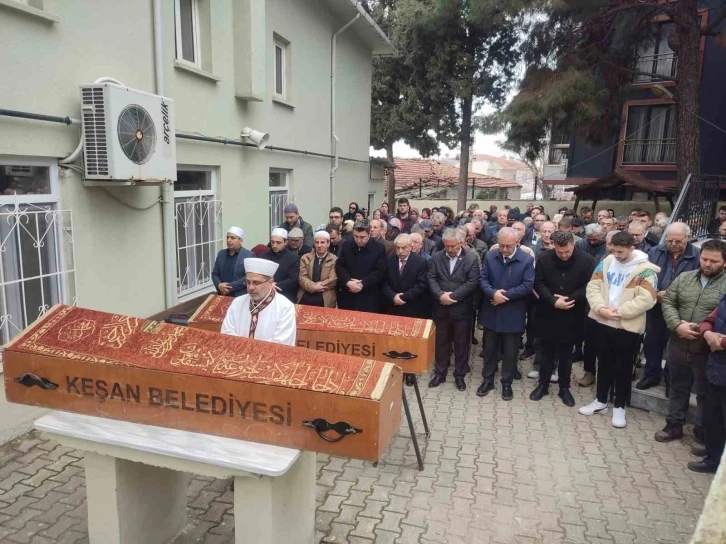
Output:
[221, 257, 297, 346]
[328, 207, 351, 241]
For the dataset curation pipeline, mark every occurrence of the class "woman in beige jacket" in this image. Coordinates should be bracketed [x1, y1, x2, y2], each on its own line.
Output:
[297, 231, 338, 308]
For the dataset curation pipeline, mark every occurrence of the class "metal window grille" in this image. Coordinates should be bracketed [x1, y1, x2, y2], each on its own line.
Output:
[634, 53, 678, 83]
[174, 195, 223, 296]
[667, 174, 726, 240]
[269, 191, 292, 228]
[0, 202, 76, 345]
[622, 139, 676, 165]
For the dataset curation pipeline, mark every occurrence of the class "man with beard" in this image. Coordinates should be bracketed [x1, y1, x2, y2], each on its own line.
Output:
[212, 226, 254, 297]
[260, 228, 301, 303]
[654, 240, 726, 448]
[335, 221, 387, 313]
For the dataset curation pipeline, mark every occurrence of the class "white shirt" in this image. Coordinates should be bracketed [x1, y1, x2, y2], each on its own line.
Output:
[448, 250, 462, 274]
[221, 292, 297, 346]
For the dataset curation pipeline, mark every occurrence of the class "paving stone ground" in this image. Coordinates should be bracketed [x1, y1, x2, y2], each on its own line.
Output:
[0, 343, 715, 544]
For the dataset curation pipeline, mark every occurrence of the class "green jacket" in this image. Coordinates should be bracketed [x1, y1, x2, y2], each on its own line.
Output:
[662, 269, 726, 353]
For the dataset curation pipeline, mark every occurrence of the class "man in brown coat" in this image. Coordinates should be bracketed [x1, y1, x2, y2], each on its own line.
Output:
[297, 230, 337, 307]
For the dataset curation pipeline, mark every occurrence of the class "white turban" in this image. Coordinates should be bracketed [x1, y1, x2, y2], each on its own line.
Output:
[270, 227, 288, 240]
[227, 226, 245, 239]
[314, 230, 330, 241]
[244, 258, 279, 278]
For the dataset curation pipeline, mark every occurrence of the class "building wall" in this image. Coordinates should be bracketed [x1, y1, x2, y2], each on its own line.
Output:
[0, 0, 379, 320]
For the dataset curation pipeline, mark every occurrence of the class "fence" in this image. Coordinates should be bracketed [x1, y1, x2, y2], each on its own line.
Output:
[668, 174, 726, 240]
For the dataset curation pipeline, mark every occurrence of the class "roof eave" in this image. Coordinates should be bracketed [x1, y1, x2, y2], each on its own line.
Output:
[322, 0, 396, 56]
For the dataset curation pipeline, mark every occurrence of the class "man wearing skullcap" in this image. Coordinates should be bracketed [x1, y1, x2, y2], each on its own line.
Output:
[211, 226, 254, 297]
[298, 231, 338, 308]
[261, 228, 301, 303]
[280, 203, 313, 248]
[221, 258, 296, 346]
[287, 227, 312, 256]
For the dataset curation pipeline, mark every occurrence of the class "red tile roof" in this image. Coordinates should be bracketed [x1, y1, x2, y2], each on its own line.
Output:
[472, 154, 528, 170]
[392, 158, 520, 189]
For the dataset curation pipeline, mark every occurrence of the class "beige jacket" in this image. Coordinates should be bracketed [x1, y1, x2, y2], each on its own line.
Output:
[297, 252, 337, 307]
[586, 253, 660, 334]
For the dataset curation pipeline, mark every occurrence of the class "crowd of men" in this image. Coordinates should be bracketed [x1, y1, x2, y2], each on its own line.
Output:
[212, 198, 726, 475]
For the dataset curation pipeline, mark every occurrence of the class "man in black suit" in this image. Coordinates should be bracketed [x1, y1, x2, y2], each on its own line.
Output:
[335, 221, 387, 313]
[427, 228, 481, 391]
[260, 228, 301, 303]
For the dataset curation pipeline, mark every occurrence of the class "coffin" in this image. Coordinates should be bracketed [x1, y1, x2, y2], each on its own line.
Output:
[3, 305, 402, 461]
[188, 295, 435, 374]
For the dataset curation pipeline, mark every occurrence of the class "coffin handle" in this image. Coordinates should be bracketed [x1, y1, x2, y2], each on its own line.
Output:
[382, 351, 417, 360]
[14, 373, 58, 390]
[302, 418, 362, 443]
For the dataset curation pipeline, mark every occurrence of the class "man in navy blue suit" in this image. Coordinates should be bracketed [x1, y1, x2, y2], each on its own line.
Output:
[211, 226, 253, 297]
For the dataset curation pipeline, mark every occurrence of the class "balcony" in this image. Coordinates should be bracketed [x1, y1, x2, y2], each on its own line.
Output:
[622, 138, 676, 165]
[633, 53, 678, 83]
[548, 146, 568, 166]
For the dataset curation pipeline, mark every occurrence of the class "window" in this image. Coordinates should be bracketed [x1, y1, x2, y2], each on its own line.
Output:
[0, 160, 75, 347]
[634, 23, 677, 83]
[273, 35, 290, 100]
[368, 193, 375, 215]
[175, 0, 200, 66]
[174, 168, 223, 297]
[622, 105, 676, 165]
[269, 169, 292, 228]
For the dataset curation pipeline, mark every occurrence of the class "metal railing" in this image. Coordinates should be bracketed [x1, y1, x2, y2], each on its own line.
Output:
[547, 146, 568, 166]
[0, 204, 76, 345]
[633, 53, 678, 83]
[667, 174, 726, 241]
[622, 138, 676, 165]
[269, 191, 293, 228]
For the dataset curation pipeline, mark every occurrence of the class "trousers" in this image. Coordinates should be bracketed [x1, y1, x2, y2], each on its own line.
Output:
[704, 381, 726, 465]
[538, 339, 574, 389]
[643, 309, 669, 383]
[433, 317, 471, 379]
[666, 342, 706, 429]
[594, 321, 641, 409]
[482, 329, 520, 385]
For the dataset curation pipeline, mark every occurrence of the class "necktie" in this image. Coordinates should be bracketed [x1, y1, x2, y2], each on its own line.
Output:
[503, 257, 509, 265]
[399, 260, 406, 274]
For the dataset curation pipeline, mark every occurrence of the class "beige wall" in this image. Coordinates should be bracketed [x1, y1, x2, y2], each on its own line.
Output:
[0, 0, 380, 318]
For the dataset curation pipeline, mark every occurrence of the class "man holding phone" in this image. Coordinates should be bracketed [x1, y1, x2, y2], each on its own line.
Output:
[529, 231, 595, 406]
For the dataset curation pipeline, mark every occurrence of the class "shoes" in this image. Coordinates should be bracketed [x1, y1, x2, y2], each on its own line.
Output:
[529, 384, 549, 401]
[527, 370, 540, 379]
[455, 377, 467, 391]
[519, 348, 535, 360]
[635, 376, 661, 390]
[579, 400, 608, 416]
[654, 424, 683, 443]
[691, 443, 708, 457]
[694, 426, 706, 445]
[476, 381, 495, 397]
[570, 351, 584, 363]
[612, 407, 627, 428]
[479, 349, 485, 357]
[472, 337, 479, 345]
[559, 388, 575, 407]
[550, 371, 559, 383]
[428, 375, 445, 388]
[405, 374, 416, 387]
[578, 372, 596, 387]
[502, 384, 514, 401]
[687, 459, 718, 474]
[514, 367, 522, 380]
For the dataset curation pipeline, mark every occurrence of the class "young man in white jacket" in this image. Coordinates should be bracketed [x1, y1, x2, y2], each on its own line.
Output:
[579, 231, 660, 428]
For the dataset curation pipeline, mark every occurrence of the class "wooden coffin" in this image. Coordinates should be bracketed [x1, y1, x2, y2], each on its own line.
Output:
[3, 305, 402, 461]
[188, 295, 435, 374]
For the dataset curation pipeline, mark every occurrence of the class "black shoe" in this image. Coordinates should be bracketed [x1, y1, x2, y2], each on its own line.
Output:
[654, 424, 683, 443]
[529, 384, 549, 401]
[687, 459, 718, 474]
[570, 351, 584, 363]
[405, 374, 416, 387]
[502, 384, 514, 401]
[514, 367, 522, 380]
[635, 376, 661, 390]
[558, 388, 575, 407]
[476, 381, 495, 397]
[428, 375, 445, 388]
[519, 348, 535, 360]
[455, 377, 467, 391]
[472, 337, 479, 345]
[691, 443, 708, 457]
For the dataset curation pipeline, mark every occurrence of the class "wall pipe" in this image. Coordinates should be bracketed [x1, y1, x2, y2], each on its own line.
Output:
[330, 12, 361, 208]
[0, 108, 79, 126]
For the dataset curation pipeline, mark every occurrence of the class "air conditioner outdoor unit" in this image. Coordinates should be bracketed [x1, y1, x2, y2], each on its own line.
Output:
[80, 83, 176, 182]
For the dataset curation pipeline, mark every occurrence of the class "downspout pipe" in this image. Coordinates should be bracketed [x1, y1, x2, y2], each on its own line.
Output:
[330, 12, 360, 208]
[152, 0, 176, 310]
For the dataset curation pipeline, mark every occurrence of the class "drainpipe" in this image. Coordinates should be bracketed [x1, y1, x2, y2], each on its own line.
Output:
[153, 0, 176, 310]
[330, 12, 360, 208]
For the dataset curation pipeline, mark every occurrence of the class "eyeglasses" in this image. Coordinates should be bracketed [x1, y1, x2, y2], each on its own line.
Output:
[246, 278, 271, 287]
[329, 215, 341, 220]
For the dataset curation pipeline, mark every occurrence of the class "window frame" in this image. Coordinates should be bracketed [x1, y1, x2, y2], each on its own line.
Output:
[617, 99, 677, 171]
[174, 0, 202, 69]
[274, 39, 287, 100]
[269, 168, 292, 229]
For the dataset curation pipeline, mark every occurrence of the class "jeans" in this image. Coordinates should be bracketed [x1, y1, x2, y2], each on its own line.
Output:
[643, 309, 669, 383]
[665, 342, 707, 429]
[433, 317, 472, 379]
[482, 329, 520, 385]
[704, 381, 726, 465]
[538, 339, 574, 388]
[594, 322, 641, 409]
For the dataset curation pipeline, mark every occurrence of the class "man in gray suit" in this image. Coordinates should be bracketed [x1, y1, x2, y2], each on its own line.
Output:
[427, 228, 481, 391]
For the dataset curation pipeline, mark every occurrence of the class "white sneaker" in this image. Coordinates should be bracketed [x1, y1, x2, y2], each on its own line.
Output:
[550, 371, 559, 383]
[527, 370, 539, 379]
[612, 407, 627, 428]
[579, 400, 608, 416]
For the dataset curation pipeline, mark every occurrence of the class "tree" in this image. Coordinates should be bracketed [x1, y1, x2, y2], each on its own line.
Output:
[501, 0, 726, 191]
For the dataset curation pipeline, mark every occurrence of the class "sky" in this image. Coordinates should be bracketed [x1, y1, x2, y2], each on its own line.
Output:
[369, 129, 506, 161]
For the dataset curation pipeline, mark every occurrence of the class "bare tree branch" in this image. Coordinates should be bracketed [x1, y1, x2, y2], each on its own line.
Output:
[603, 61, 678, 83]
